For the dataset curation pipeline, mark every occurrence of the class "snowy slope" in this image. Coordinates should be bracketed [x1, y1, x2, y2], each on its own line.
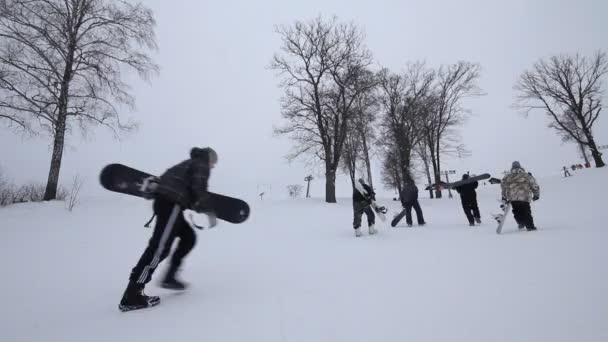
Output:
[1, 168, 607, 342]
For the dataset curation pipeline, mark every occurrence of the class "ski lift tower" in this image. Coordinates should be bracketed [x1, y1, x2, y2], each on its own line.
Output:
[441, 170, 456, 198]
[304, 175, 313, 198]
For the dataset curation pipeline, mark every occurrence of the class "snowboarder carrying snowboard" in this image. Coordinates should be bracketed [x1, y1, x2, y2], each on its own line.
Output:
[353, 178, 377, 237]
[501, 161, 540, 231]
[395, 180, 426, 227]
[119, 147, 219, 312]
[453, 174, 482, 226]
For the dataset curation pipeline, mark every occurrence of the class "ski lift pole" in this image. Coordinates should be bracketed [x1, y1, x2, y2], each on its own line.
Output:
[442, 170, 456, 198]
[304, 175, 313, 198]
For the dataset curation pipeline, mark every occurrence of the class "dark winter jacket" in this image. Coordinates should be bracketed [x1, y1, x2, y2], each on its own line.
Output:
[154, 148, 213, 212]
[353, 182, 375, 203]
[454, 181, 478, 204]
[400, 183, 419, 206]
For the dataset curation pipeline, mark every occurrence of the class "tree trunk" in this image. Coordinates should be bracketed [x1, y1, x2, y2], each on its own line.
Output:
[347, 162, 356, 188]
[586, 135, 605, 167]
[325, 168, 337, 203]
[578, 143, 590, 165]
[360, 132, 373, 188]
[43, 115, 67, 200]
[429, 150, 442, 199]
[434, 139, 443, 198]
[426, 134, 442, 199]
[44, 34, 76, 200]
[423, 161, 434, 199]
[394, 169, 402, 200]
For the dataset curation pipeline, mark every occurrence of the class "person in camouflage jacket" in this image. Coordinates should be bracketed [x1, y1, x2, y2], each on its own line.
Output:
[119, 147, 218, 312]
[501, 161, 539, 231]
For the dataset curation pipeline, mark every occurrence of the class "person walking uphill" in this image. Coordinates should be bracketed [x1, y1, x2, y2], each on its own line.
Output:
[391, 180, 426, 227]
[501, 161, 540, 231]
[353, 178, 377, 237]
[119, 147, 219, 312]
[453, 174, 481, 226]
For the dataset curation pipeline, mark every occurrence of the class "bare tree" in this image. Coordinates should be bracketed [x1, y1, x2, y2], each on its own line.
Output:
[380, 142, 402, 198]
[515, 51, 607, 167]
[270, 16, 373, 203]
[414, 140, 434, 198]
[351, 71, 378, 188]
[424, 61, 482, 197]
[286, 184, 303, 198]
[66, 174, 83, 211]
[340, 70, 378, 188]
[0, 0, 158, 200]
[550, 109, 591, 164]
[377, 64, 434, 193]
[341, 119, 362, 187]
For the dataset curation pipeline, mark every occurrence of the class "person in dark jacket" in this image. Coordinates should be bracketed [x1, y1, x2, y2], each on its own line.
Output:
[118, 147, 218, 312]
[399, 180, 425, 227]
[453, 174, 481, 226]
[353, 178, 376, 237]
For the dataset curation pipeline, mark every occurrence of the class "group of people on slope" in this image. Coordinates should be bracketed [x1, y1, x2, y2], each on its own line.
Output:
[351, 161, 540, 237]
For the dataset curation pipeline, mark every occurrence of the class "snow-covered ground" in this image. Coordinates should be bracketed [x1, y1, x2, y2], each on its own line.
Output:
[1, 168, 607, 342]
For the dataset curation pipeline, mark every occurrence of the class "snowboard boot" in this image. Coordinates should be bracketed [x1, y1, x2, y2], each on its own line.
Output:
[469, 222, 475, 227]
[354, 228, 362, 237]
[368, 224, 377, 235]
[475, 217, 482, 224]
[119, 281, 160, 312]
[518, 224, 525, 230]
[160, 265, 188, 291]
[526, 226, 537, 231]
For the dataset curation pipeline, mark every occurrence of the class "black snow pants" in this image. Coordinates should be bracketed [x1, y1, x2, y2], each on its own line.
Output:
[129, 197, 196, 285]
[511, 201, 536, 230]
[353, 201, 375, 229]
[404, 200, 425, 226]
[461, 198, 480, 224]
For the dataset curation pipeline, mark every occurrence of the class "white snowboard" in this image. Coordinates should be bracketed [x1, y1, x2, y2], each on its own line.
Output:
[494, 202, 511, 234]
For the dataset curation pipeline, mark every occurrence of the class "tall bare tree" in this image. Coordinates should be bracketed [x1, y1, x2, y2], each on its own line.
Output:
[340, 69, 377, 188]
[0, 0, 158, 199]
[415, 140, 434, 198]
[552, 109, 591, 164]
[270, 16, 373, 203]
[380, 142, 402, 198]
[377, 64, 434, 192]
[341, 119, 362, 187]
[424, 61, 481, 198]
[352, 72, 378, 188]
[515, 51, 607, 167]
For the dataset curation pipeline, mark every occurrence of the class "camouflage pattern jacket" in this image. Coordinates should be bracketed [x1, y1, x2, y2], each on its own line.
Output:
[501, 168, 540, 203]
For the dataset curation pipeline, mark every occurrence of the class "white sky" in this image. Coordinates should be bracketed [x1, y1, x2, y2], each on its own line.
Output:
[1, 0, 607, 199]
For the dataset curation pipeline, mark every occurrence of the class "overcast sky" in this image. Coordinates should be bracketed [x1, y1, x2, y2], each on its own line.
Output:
[1, 0, 607, 200]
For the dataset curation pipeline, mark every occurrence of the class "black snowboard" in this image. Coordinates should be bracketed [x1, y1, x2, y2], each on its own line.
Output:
[425, 173, 491, 191]
[100, 163, 250, 224]
[391, 209, 408, 227]
[430, 173, 491, 190]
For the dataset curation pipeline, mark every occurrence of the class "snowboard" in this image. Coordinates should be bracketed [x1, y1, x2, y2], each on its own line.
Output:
[371, 201, 387, 222]
[390, 209, 408, 227]
[100, 163, 250, 224]
[494, 201, 511, 234]
[443, 173, 491, 189]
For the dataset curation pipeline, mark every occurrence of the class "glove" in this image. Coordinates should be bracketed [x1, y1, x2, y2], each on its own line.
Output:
[532, 195, 539, 201]
[184, 209, 217, 229]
